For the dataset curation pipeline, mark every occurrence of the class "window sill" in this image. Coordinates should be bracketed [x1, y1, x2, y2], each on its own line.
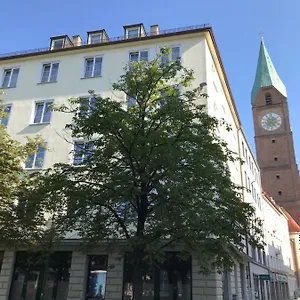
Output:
[80, 75, 102, 80]
[29, 122, 51, 126]
[0, 86, 16, 89]
[37, 81, 57, 85]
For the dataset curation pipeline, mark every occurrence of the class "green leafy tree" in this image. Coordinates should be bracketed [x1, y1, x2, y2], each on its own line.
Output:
[0, 98, 50, 247]
[13, 51, 263, 300]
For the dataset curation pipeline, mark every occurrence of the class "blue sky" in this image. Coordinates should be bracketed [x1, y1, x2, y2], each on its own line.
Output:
[1, 0, 299, 163]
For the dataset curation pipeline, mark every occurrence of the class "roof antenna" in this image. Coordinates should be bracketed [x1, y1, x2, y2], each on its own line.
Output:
[259, 29, 264, 42]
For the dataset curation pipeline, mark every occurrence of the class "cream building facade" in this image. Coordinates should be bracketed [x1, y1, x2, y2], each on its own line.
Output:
[0, 23, 297, 300]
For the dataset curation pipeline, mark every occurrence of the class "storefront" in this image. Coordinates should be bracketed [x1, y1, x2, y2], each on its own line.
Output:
[0, 250, 224, 300]
[269, 272, 289, 300]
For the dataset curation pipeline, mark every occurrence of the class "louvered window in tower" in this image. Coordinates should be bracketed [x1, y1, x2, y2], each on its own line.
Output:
[265, 93, 272, 105]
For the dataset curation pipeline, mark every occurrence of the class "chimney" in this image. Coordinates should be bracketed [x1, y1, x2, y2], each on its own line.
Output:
[72, 35, 82, 46]
[150, 25, 160, 36]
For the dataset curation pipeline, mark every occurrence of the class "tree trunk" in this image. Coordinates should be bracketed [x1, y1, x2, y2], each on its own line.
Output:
[132, 262, 144, 300]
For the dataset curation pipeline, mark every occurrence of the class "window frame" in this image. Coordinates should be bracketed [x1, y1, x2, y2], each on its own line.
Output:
[39, 61, 60, 83]
[88, 33, 103, 44]
[86, 255, 108, 299]
[122, 252, 192, 300]
[83, 56, 103, 78]
[1, 67, 20, 88]
[25, 144, 46, 169]
[31, 100, 54, 125]
[265, 93, 272, 105]
[160, 45, 181, 64]
[128, 49, 149, 63]
[126, 27, 140, 39]
[72, 140, 95, 165]
[126, 95, 137, 108]
[51, 38, 65, 50]
[0, 104, 12, 126]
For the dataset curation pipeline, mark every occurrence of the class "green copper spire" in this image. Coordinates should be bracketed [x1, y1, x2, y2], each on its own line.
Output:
[251, 40, 287, 102]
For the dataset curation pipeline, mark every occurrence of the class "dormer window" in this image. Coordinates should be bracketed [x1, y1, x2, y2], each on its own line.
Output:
[50, 35, 73, 50]
[124, 23, 146, 39]
[265, 93, 272, 105]
[89, 34, 102, 44]
[87, 30, 109, 45]
[51, 39, 65, 50]
[128, 28, 139, 39]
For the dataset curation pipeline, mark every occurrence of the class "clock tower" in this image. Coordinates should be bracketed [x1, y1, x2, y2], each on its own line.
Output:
[252, 40, 300, 223]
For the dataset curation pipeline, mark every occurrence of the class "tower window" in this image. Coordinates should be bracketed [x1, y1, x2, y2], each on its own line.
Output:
[278, 191, 282, 195]
[274, 157, 278, 161]
[265, 93, 272, 105]
[272, 139, 276, 143]
[276, 175, 280, 179]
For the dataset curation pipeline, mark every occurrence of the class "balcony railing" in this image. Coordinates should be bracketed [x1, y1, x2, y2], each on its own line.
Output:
[0, 24, 211, 59]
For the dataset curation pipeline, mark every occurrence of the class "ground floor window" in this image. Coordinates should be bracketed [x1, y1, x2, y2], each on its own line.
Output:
[123, 252, 191, 300]
[9, 251, 72, 300]
[253, 274, 259, 299]
[86, 255, 108, 299]
[0, 251, 4, 272]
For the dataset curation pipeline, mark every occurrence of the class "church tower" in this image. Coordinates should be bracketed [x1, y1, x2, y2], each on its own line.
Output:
[251, 39, 300, 223]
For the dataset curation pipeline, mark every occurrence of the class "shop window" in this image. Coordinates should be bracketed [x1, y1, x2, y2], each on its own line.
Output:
[86, 255, 108, 299]
[9, 251, 72, 300]
[123, 252, 192, 300]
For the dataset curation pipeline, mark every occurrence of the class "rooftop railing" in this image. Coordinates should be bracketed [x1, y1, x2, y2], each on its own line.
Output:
[0, 24, 211, 59]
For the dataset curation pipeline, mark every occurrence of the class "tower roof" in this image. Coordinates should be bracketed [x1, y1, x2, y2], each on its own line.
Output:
[251, 40, 287, 102]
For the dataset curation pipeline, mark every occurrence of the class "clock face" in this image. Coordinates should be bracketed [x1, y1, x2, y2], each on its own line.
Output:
[261, 113, 282, 131]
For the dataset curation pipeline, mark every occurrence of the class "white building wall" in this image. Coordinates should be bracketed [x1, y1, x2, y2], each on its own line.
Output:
[1, 34, 208, 169]
[0, 27, 297, 300]
[204, 40, 240, 187]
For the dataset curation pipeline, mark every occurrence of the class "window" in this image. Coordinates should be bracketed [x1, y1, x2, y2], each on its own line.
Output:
[127, 95, 137, 107]
[41, 62, 59, 83]
[242, 141, 245, 156]
[80, 96, 97, 116]
[274, 156, 278, 161]
[1, 68, 19, 88]
[89, 33, 102, 44]
[129, 50, 148, 62]
[33, 101, 53, 124]
[123, 252, 191, 300]
[86, 255, 108, 299]
[160, 46, 180, 65]
[258, 250, 263, 264]
[10, 251, 72, 300]
[272, 139, 276, 143]
[84, 57, 103, 78]
[0, 105, 11, 126]
[244, 171, 247, 189]
[51, 39, 64, 50]
[276, 174, 280, 179]
[25, 145, 46, 169]
[73, 141, 95, 165]
[251, 247, 257, 261]
[0, 251, 3, 272]
[265, 93, 272, 105]
[263, 252, 267, 265]
[240, 264, 246, 300]
[127, 28, 139, 39]
[278, 191, 282, 195]
[160, 86, 181, 107]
